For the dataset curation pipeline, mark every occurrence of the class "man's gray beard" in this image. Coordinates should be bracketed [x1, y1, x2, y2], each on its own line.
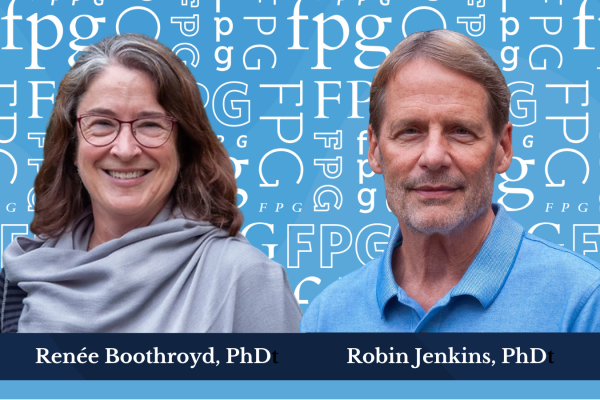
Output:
[383, 160, 495, 236]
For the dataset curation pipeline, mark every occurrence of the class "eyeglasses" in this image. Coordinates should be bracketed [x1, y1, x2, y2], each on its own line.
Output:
[77, 114, 177, 148]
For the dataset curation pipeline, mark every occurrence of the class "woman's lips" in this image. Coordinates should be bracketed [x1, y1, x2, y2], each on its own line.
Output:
[103, 169, 151, 186]
[105, 170, 149, 179]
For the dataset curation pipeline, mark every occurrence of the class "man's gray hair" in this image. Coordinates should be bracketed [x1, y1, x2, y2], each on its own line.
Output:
[369, 30, 511, 138]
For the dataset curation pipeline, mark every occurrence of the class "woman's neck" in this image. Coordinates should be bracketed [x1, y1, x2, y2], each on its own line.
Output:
[87, 203, 166, 250]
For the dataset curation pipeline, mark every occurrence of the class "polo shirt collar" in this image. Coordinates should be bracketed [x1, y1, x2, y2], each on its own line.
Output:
[376, 204, 525, 317]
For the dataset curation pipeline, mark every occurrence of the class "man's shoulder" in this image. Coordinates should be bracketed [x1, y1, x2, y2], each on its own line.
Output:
[502, 232, 600, 331]
[317, 258, 379, 299]
[301, 258, 380, 332]
[519, 232, 600, 280]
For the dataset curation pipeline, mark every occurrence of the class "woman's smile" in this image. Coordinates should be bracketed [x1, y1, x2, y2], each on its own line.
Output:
[75, 65, 180, 223]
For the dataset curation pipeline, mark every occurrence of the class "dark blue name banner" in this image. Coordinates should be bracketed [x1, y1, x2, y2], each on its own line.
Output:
[0, 334, 597, 380]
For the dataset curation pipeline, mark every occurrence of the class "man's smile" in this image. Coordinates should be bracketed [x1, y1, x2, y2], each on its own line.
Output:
[413, 185, 459, 199]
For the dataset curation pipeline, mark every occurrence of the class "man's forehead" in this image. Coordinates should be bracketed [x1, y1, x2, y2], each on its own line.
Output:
[382, 59, 491, 128]
[388, 58, 485, 95]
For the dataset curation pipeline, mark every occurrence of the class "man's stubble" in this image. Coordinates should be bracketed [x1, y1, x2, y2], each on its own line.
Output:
[381, 148, 496, 236]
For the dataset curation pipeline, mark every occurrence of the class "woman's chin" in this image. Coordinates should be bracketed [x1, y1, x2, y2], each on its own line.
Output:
[92, 198, 163, 220]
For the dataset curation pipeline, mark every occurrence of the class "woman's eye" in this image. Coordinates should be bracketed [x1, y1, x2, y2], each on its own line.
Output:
[93, 119, 114, 126]
[139, 122, 159, 127]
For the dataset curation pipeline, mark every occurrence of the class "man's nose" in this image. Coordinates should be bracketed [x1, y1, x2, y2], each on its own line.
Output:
[110, 123, 142, 160]
[417, 129, 452, 170]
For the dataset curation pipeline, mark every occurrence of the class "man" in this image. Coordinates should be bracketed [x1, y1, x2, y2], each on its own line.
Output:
[301, 30, 600, 332]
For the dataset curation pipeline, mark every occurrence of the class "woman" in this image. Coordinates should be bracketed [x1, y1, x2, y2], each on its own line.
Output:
[0, 34, 301, 333]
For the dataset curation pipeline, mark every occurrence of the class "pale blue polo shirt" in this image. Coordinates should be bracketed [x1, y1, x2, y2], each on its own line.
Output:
[301, 204, 600, 332]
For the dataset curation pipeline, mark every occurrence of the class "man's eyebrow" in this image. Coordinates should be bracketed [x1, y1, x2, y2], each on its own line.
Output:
[387, 118, 424, 134]
[441, 118, 486, 133]
[387, 118, 487, 134]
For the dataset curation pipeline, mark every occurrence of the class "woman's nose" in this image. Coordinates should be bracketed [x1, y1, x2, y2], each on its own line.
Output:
[109, 123, 142, 160]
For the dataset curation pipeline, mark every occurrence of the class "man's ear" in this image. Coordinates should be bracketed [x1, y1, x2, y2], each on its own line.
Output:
[495, 122, 513, 174]
[368, 125, 383, 174]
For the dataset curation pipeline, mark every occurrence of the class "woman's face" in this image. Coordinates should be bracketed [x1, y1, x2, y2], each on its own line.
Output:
[75, 64, 180, 224]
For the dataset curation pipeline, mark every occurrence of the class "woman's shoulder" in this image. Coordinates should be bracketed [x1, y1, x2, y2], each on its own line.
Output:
[0, 268, 26, 333]
[201, 233, 286, 281]
[199, 233, 301, 333]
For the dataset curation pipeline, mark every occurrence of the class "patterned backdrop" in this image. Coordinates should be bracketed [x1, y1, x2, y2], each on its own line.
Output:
[0, 0, 598, 312]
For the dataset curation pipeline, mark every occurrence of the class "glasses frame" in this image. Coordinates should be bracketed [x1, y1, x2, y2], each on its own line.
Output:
[76, 113, 178, 148]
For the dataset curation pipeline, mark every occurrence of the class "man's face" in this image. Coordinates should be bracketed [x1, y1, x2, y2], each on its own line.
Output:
[368, 58, 512, 235]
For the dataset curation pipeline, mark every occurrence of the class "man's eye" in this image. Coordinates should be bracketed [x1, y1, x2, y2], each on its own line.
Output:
[453, 128, 471, 135]
[400, 128, 419, 135]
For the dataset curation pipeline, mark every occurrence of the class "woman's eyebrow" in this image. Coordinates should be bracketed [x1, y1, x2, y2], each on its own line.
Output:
[137, 111, 168, 117]
[82, 108, 167, 118]
[83, 107, 116, 116]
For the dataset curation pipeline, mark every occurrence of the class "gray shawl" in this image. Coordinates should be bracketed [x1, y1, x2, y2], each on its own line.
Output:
[3, 206, 301, 333]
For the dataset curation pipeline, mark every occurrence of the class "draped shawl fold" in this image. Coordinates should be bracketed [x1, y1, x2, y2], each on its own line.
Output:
[3, 206, 302, 333]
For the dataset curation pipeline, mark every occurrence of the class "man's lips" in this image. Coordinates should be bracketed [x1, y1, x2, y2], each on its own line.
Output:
[412, 185, 459, 198]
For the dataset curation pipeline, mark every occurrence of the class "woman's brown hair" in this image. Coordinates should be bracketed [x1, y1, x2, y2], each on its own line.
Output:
[31, 33, 243, 237]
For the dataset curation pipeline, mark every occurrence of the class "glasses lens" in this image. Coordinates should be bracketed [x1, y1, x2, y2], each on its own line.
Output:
[133, 117, 173, 147]
[80, 116, 119, 145]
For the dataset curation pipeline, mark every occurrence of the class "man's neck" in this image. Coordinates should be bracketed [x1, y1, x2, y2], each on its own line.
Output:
[392, 206, 496, 313]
